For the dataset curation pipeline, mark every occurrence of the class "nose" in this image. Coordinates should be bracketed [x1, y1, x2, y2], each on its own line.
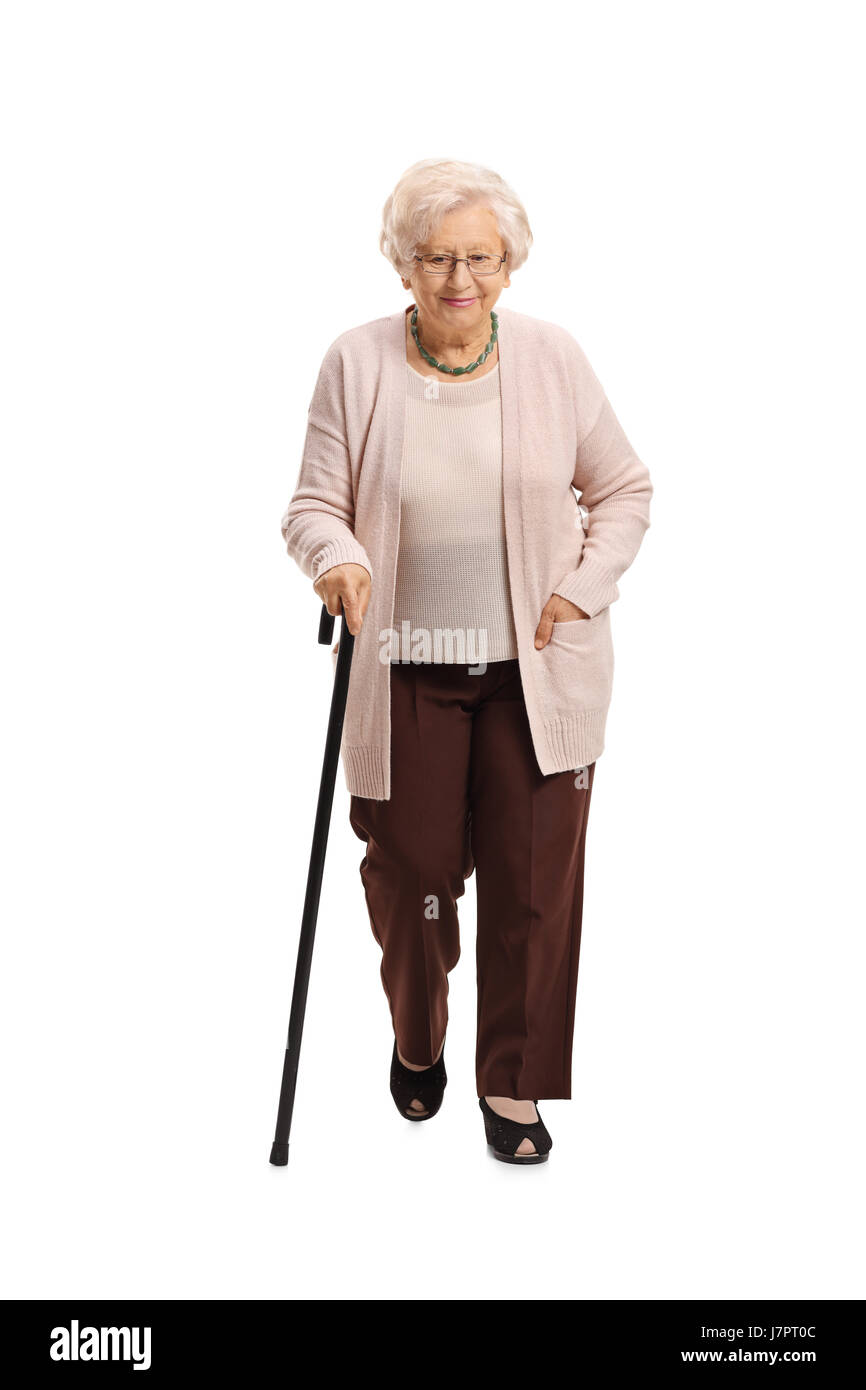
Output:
[447, 263, 474, 291]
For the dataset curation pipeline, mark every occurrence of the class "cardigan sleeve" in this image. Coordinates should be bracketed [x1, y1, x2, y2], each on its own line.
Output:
[280, 340, 373, 584]
[552, 340, 652, 618]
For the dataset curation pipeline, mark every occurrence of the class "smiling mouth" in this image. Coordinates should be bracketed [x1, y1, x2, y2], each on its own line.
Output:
[441, 296, 476, 304]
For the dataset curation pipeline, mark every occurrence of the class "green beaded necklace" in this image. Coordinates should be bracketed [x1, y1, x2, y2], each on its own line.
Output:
[410, 306, 498, 376]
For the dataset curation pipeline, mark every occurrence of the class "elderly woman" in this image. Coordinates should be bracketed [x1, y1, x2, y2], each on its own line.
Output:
[281, 158, 652, 1165]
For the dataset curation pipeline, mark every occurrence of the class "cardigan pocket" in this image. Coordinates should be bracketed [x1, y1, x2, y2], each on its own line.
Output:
[536, 608, 614, 717]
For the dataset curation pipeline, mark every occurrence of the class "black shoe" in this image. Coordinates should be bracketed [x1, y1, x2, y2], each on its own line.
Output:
[479, 1096, 552, 1165]
[389, 1041, 447, 1122]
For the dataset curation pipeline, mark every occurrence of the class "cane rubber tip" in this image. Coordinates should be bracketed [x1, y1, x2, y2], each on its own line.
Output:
[269, 1141, 289, 1166]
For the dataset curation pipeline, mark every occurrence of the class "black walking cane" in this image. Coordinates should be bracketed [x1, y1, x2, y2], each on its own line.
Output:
[269, 599, 355, 1166]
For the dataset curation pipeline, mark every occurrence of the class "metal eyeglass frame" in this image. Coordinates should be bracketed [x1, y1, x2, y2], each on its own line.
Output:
[414, 252, 508, 276]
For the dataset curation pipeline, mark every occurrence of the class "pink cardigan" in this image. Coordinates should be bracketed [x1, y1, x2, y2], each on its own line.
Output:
[281, 304, 652, 800]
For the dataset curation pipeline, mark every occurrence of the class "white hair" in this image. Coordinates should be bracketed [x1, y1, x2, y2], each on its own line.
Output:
[380, 158, 533, 277]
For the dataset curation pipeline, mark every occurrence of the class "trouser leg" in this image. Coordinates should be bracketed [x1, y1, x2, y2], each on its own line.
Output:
[468, 660, 596, 1099]
[348, 663, 474, 1067]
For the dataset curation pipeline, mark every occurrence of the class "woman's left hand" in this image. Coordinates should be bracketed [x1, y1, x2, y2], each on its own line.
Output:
[534, 595, 589, 649]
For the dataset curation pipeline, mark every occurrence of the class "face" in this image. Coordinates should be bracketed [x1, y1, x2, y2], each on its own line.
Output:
[401, 204, 511, 336]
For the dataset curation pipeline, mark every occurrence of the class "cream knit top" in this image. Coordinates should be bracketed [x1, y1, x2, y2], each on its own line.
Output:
[390, 360, 519, 664]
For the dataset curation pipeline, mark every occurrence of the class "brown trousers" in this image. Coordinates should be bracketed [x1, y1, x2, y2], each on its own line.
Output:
[348, 658, 595, 1099]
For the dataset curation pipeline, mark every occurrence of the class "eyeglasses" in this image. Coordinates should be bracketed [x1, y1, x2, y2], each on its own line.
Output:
[415, 252, 507, 276]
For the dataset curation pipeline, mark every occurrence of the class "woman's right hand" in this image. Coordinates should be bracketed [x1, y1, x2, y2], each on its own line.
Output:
[313, 562, 371, 637]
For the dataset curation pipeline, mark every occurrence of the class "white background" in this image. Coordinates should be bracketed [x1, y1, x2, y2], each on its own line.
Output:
[2, 1, 863, 1301]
